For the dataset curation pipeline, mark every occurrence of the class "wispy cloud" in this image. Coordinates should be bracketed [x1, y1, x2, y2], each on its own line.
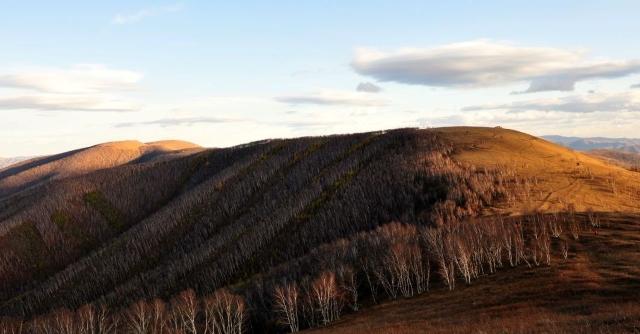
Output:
[632, 83, 640, 89]
[462, 91, 640, 113]
[111, 3, 183, 25]
[416, 115, 467, 128]
[352, 40, 640, 93]
[356, 82, 382, 93]
[0, 94, 138, 112]
[114, 116, 340, 133]
[0, 64, 142, 112]
[275, 90, 387, 107]
[0, 64, 142, 93]
[114, 116, 244, 128]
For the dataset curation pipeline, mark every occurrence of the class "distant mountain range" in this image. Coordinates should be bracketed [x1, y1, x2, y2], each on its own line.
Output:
[0, 157, 33, 170]
[543, 135, 640, 153]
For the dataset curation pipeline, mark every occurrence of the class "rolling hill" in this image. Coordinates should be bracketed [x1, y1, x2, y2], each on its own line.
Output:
[588, 149, 640, 172]
[0, 140, 201, 199]
[543, 135, 640, 153]
[0, 127, 639, 333]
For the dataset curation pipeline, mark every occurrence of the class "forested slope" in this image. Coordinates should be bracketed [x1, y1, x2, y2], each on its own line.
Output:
[0, 127, 638, 333]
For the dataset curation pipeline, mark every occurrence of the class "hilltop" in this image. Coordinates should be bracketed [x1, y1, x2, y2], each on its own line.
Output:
[0, 127, 638, 333]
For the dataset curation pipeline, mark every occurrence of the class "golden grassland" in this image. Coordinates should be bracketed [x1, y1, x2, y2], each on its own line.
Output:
[435, 126, 640, 214]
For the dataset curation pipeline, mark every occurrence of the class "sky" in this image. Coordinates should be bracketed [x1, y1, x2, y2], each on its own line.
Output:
[1, 1, 640, 156]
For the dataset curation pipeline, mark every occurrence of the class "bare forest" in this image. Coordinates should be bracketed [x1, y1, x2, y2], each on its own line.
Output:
[0, 128, 613, 333]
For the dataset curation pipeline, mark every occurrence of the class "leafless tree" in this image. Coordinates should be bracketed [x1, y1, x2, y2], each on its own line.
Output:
[76, 304, 96, 334]
[126, 300, 152, 334]
[171, 289, 199, 334]
[150, 298, 167, 334]
[0, 317, 24, 334]
[273, 282, 300, 332]
[52, 309, 75, 334]
[202, 289, 245, 334]
[424, 228, 455, 290]
[310, 271, 342, 325]
[96, 304, 118, 334]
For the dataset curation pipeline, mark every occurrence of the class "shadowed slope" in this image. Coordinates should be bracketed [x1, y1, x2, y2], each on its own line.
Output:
[307, 213, 640, 334]
[0, 157, 33, 170]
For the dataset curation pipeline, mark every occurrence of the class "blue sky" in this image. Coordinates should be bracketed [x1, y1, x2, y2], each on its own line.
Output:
[2, 1, 640, 156]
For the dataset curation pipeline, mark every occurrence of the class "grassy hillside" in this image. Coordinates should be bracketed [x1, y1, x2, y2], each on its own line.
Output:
[0, 127, 638, 333]
[588, 149, 640, 172]
[437, 127, 640, 213]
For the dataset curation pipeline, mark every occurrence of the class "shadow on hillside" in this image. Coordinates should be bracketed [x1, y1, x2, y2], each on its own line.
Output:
[0, 148, 86, 180]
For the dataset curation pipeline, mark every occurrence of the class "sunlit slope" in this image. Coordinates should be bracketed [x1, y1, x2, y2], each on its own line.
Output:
[434, 127, 640, 214]
[0, 140, 201, 198]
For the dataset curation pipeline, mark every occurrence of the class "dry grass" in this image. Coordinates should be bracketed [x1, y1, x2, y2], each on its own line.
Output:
[434, 127, 640, 214]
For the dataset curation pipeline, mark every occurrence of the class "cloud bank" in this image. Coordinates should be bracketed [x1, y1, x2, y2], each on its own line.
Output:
[352, 40, 640, 93]
[0, 64, 142, 93]
[0, 64, 142, 112]
[0, 95, 137, 112]
[462, 91, 640, 114]
[115, 116, 242, 128]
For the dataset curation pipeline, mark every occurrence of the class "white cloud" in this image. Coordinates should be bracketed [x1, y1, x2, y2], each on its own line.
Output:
[416, 115, 467, 128]
[0, 94, 138, 112]
[112, 3, 183, 25]
[0, 64, 142, 112]
[632, 83, 640, 89]
[352, 40, 640, 93]
[0, 64, 142, 94]
[275, 90, 387, 107]
[462, 91, 640, 113]
[115, 116, 243, 127]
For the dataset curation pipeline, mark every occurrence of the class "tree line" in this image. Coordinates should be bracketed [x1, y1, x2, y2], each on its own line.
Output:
[0, 210, 599, 333]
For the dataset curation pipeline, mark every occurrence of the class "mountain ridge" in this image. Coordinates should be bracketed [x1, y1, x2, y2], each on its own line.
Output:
[0, 127, 639, 333]
[543, 134, 640, 152]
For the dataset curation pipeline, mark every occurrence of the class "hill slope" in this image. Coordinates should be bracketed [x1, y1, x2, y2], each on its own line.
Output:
[0, 127, 638, 333]
[308, 212, 640, 334]
[440, 127, 640, 213]
[588, 149, 640, 171]
[0, 140, 201, 199]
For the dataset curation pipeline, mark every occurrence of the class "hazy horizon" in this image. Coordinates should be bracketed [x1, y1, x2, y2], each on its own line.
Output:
[3, 1, 640, 156]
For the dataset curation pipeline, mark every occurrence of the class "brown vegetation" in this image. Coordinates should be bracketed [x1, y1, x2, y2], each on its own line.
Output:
[0, 127, 639, 333]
